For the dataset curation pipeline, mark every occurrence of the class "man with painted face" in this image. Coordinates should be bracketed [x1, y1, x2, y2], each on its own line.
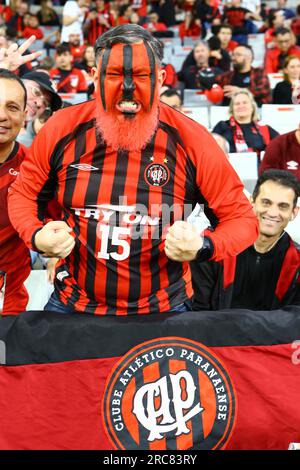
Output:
[8, 25, 258, 315]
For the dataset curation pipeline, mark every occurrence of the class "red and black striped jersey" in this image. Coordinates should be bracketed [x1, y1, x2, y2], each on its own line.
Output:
[49, 68, 87, 93]
[0, 142, 31, 314]
[8, 100, 258, 315]
[86, 11, 115, 46]
[0, 142, 28, 258]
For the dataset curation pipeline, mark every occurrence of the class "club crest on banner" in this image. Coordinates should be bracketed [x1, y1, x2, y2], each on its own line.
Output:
[103, 337, 237, 450]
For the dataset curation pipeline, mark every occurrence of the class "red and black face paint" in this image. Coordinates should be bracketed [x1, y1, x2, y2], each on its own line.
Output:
[143, 41, 156, 110]
[98, 42, 158, 115]
[122, 44, 134, 102]
[95, 42, 160, 151]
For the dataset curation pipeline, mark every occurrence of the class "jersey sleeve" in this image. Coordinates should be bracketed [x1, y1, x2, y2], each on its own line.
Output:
[259, 137, 282, 174]
[8, 119, 59, 250]
[77, 69, 88, 92]
[186, 125, 258, 261]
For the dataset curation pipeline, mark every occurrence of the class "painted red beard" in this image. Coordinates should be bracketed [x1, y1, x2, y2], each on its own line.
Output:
[95, 100, 159, 152]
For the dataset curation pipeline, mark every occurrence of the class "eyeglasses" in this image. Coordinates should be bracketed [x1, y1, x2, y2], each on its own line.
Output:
[27, 84, 51, 107]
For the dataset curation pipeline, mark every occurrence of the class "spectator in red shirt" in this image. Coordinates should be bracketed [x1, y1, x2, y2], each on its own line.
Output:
[216, 24, 238, 54]
[143, 12, 168, 33]
[67, 32, 86, 62]
[291, 5, 300, 46]
[196, 0, 221, 37]
[260, 126, 300, 180]
[7, 0, 29, 38]
[222, 0, 260, 42]
[118, 4, 133, 25]
[0, 3, 13, 23]
[264, 9, 285, 48]
[50, 44, 87, 93]
[36, 0, 61, 27]
[265, 27, 300, 73]
[23, 13, 44, 40]
[74, 44, 95, 89]
[132, 0, 147, 18]
[161, 62, 178, 88]
[84, 0, 115, 46]
[129, 11, 141, 25]
[179, 10, 202, 42]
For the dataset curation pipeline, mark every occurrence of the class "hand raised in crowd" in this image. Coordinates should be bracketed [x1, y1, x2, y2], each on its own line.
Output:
[164, 221, 203, 262]
[223, 85, 241, 98]
[87, 10, 98, 21]
[80, 6, 90, 16]
[0, 35, 42, 72]
[34, 221, 75, 259]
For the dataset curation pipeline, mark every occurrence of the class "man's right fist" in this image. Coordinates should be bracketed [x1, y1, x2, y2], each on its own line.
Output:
[34, 221, 75, 258]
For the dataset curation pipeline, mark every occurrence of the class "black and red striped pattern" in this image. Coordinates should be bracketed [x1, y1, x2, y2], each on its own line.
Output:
[8, 100, 257, 315]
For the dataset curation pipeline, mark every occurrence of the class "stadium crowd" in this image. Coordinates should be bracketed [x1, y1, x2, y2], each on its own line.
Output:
[0, 0, 299, 315]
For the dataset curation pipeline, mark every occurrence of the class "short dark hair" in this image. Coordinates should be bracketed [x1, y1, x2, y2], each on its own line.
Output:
[56, 43, 71, 55]
[234, 43, 254, 58]
[268, 9, 282, 28]
[275, 26, 291, 36]
[253, 169, 300, 207]
[94, 24, 164, 64]
[217, 24, 233, 33]
[160, 88, 182, 103]
[208, 36, 221, 51]
[0, 68, 27, 109]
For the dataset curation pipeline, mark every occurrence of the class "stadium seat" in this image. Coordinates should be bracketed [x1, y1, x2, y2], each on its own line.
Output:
[229, 152, 258, 193]
[24, 270, 54, 311]
[170, 45, 193, 72]
[163, 43, 173, 63]
[40, 25, 60, 36]
[181, 106, 209, 128]
[168, 26, 180, 38]
[183, 37, 198, 46]
[261, 104, 300, 134]
[27, 39, 45, 52]
[248, 34, 265, 67]
[160, 37, 181, 47]
[267, 73, 284, 90]
[210, 106, 230, 129]
[183, 89, 210, 107]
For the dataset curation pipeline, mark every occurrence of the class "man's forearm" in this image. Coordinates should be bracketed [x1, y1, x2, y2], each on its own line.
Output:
[63, 14, 80, 26]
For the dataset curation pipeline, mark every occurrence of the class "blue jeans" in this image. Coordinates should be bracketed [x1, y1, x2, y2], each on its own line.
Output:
[44, 292, 192, 314]
[170, 300, 192, 312]
[44, 291, 75, 314]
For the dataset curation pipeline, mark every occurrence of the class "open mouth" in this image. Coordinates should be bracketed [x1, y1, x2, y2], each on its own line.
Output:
[116, 100, 141, 114]
[0, 126, 10, 133]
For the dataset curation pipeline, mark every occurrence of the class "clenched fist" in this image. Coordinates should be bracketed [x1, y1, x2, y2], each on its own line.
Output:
[34, 221, 75, 259]
[164, 221, 203, 262]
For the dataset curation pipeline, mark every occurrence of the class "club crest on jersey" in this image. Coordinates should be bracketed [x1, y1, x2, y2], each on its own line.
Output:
[144, 163, 170, 187]
[103, 337, 237, 450]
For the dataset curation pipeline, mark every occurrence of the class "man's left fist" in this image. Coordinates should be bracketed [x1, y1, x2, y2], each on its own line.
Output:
[164, 221, 203, 262]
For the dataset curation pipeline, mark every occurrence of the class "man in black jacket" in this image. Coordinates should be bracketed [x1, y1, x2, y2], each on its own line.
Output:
[191, 169, 300, 310]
